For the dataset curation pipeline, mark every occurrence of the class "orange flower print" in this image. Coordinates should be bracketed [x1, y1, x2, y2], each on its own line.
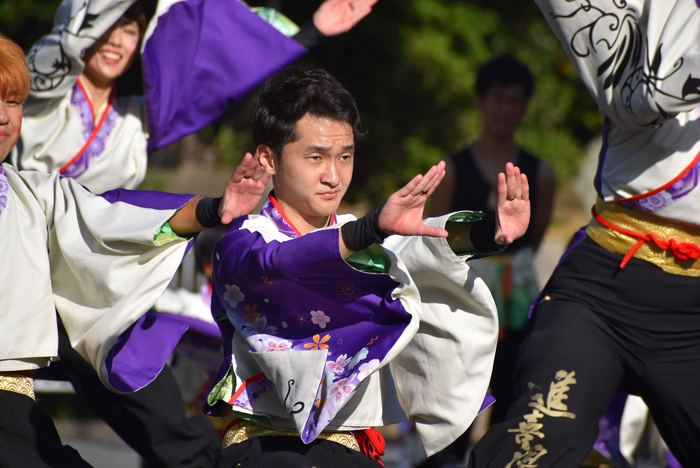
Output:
[304, 334, 331, 351]
[367, 336, 379, 346]
[262, 275, 273, 284]
[244, 304, 260, 323]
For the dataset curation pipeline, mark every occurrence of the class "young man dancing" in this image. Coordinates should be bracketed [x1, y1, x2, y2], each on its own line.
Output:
[204, 67, 531, 467]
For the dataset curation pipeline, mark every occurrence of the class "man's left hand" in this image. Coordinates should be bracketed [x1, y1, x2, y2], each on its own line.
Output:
[313, 0, 378, 37]
[495, 162, 530, 245]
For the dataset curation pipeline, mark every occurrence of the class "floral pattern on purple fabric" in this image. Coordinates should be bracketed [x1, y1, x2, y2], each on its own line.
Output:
[64, 83, 119, 179]
[620, 160, 700, 213]
[0, 166, 8, 216]
[231, 377, 276, 410]
[212, 223, 411, 443]
[290, 307, 312, 331]
[335, 283, 361, 301]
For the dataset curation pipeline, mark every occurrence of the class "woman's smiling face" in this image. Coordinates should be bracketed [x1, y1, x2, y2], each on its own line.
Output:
[82, 15, 141, 88]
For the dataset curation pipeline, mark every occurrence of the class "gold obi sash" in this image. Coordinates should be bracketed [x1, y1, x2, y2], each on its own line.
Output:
[587, 199, 700, 277]
[0, 372, 35, 400]
[221, 411, 360, 452]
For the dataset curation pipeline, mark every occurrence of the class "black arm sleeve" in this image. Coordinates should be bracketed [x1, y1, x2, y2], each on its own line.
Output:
[195, 197, 223, 228]
[291, 21, 327, 49]
[469, 218, 501, 252]
[341, 207, 389, 252]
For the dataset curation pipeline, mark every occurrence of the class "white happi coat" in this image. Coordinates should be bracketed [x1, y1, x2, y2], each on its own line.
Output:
[209, 208, 499, 456]
[0, 164, 190, 388]
[536, 0, 700, 225]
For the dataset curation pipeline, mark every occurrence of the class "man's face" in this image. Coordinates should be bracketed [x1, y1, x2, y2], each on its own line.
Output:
[259, 114, 354, 227]
[0, 90, 23, 162]
[82, 16, 141, 87]
[476, 83, 529, 139]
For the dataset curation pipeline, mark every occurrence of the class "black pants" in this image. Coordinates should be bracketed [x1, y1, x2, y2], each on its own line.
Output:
[469, 236, 700, 468]
[0, 389, 94, 468]
[220, 436, 381, 468]
[51, 318, 221, 468]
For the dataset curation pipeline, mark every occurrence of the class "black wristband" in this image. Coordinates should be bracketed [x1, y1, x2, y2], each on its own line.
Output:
[341, 206, 389, 252]
[292, 21, 327, 49]
[469, 218, 501, 251]
[195, 197, 223, 228]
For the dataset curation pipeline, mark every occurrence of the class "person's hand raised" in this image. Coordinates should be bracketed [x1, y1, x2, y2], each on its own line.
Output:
[313, 0, 378, 37]
[377, 160, 449, 238]
[219, 153, 271, 224]
[495, 162, 530, 245]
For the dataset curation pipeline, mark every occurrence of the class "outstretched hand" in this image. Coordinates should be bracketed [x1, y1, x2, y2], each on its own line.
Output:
[378, 160, 449, 238]
[495, 162, 530, 245]
[219, 153, 271, 224]
[313, 0, 378, 37]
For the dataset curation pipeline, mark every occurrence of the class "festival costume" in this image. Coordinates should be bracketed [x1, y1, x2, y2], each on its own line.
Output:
[450, 147, 543, 425]
[8, 2, 313, 465]
[469, 1, 700, 467]
[0, 163, 197, 466]
[11, 0, 309, 192]
[206, 194, 501, 466]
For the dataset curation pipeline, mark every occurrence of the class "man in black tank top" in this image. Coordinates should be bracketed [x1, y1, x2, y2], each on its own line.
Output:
[423, 56, 555, 467]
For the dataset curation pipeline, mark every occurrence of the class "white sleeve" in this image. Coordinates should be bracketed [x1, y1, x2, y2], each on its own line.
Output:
[24, 0, 136, 115]
[535, 0, 700, 130]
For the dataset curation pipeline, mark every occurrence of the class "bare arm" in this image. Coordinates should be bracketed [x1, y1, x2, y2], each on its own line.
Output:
[528, 161, 555, 252]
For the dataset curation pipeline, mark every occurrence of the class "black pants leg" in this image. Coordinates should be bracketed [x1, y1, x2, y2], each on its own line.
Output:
[55, 318, 221, 468]
[469, 298, 626, 467]
[0, 389, 94, 468]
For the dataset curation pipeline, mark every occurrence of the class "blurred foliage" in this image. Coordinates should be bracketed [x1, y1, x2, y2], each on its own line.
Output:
[2, 0, 602, 206]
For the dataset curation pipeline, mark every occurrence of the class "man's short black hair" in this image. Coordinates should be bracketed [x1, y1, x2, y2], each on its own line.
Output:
[475, 55, 535, 99]
[250, 67, 365, 158]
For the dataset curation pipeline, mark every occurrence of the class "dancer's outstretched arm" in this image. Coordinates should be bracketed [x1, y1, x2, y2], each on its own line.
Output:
[168, 153, 270, 234]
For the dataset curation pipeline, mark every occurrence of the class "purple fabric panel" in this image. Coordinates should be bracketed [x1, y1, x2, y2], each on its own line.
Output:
[594, 119, 609, 198]
[106, 312, 188, 392]
[478, 393, 496, 414]
[99, 188, 193, 210]
[143, 0, 308, 151]
[212, 224, 411, 440]
[150, 310, 221, 339]
[697, 0, 700, 8]
[667, 451, 683, 468]
[529, 227, 588, 318]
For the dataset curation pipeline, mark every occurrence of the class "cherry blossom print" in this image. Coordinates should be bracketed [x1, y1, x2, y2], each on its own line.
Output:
[223, 284, 245, 308]
[325, 354, 351, 374]
[242, 316, 277, 337]
[358, 359, 380, 379]
[310, 310, 331, 329]
[329, 376, 356, 407]
[335, 283, 361, 301]
[265, 338, 292, 352]
[349, 347, 369, 370]
[290, 307, 311, 331]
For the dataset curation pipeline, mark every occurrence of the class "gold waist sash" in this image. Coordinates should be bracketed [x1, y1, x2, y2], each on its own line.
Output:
[0, 372, 35, 400]
[222, 418, 360, 452]
[586, 199, 700, 277]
